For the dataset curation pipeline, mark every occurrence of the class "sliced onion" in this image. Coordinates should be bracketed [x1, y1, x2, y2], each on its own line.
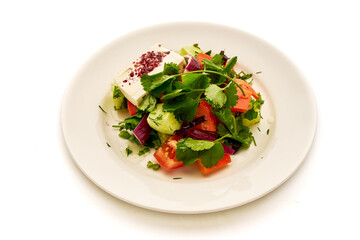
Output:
[133, 114, 151, 145]
[220, 143, 235, 155]
[186, 129, 235, 155]
[184, 55, 201, 72]
[186, 129, 216, 141]
[174, 116, 205, 136]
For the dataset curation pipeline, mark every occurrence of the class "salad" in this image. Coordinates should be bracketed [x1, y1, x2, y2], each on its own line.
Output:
[109, 43, 264, 175]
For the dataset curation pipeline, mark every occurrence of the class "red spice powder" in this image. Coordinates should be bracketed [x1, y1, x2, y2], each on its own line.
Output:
[122, 51, 170, 84]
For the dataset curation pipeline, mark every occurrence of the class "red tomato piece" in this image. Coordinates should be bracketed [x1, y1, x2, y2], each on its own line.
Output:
[153, 136, 183, 170]
[198, 153, 231, 175]
[231, 79, 253, 112]
[236, 79, 259, 99]
[196, 53, 212, 69]
[231, 91, 252, 112]
[193, 101, 217, 132]
[127, 101, 138, 116]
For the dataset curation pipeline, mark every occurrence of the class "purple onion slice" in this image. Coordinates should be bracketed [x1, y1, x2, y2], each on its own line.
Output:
[133, 114, 151, 145]
[186, 129, 235, 155]
[184, 55, 201, 72]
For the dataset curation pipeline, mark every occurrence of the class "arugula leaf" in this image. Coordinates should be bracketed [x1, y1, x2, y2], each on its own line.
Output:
[223, 57, 237, 74]
[202, 58, 223, 72]
[176, 138, 224, 168]
[215, 56, 238, 84]
[212, 108, 253, 148]
[224, 82, 239, 108]
[213, 108, 237, 134]
[160, 72, 210, 122]
[138, 94, 157, 112]
[210, 54, 224, 66]
[202, 55, 236, 85]
[204, 84, 227, 108]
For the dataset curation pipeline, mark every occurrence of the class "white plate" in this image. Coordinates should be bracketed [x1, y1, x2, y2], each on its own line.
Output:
[61, 22, 317, 214]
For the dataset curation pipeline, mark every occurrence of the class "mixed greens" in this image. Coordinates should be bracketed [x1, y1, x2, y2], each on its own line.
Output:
[110, 44, 264, 175]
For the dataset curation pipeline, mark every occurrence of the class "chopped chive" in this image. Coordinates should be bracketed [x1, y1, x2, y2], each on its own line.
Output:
[257, 127, 261, 132]
[126, 147, 133, 156]
[138, 148, 150, 156]
[267, 129, 270, 135]
[147, 161, 160, 171]
[98, 105, 107, 113]
[147, 161, 153, 168]
[119, 130, 132, 139]
[152, 164, 160, 171]
[252, 136, 257, 146]
[173, 177, 182, 180]
[106, 142, 111, 147]
[256, 71, 262, 74]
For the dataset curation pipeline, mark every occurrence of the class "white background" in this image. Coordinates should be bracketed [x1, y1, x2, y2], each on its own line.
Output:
[1, 0, 359, 239]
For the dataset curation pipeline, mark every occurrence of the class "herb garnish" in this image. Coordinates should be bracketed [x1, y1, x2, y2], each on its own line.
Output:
[138, 148, 150, 156]
[140, 60, 247, 123]
[175, 134, 230, 168]
[119, 130, 141, 145]
[147, 161, 161, 170]
[98, 105, 107, 113]
[111, 46, 264, 172]
[126, 147, 133, 156]
[147, 161, 153, 168]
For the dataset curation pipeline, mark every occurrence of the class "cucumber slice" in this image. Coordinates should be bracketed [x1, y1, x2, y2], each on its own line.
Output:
[147, 103, 182, 135]
[179, 46, 203, 57]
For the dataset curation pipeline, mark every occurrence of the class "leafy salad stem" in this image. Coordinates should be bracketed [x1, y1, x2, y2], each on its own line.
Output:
[214, 134, 232, 142]
[175, 70, 246, 96]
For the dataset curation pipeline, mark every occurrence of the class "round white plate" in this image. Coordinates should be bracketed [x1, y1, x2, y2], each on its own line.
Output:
[61, 22, 317, 214]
